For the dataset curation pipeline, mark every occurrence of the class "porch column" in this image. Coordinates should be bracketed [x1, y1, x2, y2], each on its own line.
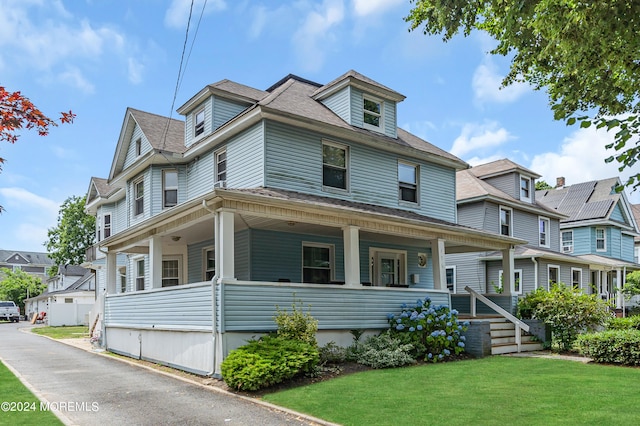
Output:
[105, 251, 117, 294]
[343, 226, 360, 287]
[616, 269, 623, 309]
[218, 210, 235, 280]
[431, 238, 446, 290]
[501, 246, 515, 295]
[149, 235, 163, 289]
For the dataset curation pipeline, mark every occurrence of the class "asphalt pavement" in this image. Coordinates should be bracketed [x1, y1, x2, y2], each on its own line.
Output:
[0, 321, 329, 426]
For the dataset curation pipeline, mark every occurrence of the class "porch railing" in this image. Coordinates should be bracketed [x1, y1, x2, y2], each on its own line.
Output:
[465, 286, 529, 352]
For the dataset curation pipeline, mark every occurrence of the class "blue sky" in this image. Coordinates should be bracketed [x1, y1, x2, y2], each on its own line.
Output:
[0, 0, 637, 253]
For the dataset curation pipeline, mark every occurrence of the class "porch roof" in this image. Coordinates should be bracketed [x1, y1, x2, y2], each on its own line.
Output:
[576, 254, 640, 270]
[481, 245, 592, 265]
[99, 186, 526, 255]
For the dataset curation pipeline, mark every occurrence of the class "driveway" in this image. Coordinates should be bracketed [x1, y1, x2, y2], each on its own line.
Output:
[0, 322, 327, 425]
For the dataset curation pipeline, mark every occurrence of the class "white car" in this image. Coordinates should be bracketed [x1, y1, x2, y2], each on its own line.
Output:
[0, 301, 20, 322]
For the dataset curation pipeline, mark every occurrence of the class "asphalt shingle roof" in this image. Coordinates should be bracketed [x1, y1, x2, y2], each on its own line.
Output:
[129, 108, 186, 154]
[467, 158, 541, 179]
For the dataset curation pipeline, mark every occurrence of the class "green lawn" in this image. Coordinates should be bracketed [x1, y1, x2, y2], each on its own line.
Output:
[31, 325, 89, 339]
[263, 356, 640, 425]
[0, 361, 63, 425]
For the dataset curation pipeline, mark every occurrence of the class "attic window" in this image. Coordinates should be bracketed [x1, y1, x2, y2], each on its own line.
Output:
[520, 175, 532, 202]
[194, 109, 205, 137]
[363, 96, 383, 131]
[135, 138, 142, 156]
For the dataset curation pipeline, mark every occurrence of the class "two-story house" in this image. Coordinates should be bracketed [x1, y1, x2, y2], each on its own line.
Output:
[446, 159, 597, 303]
[85, 71, 524, 375]
[0, 250, 54, 282]
[537, 177, 640, 308]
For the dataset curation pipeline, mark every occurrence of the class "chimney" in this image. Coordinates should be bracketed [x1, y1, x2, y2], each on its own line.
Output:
[556, 177, 565, 188]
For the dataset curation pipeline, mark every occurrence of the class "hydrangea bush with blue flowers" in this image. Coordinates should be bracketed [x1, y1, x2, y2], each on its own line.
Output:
[387, 297, 469, 362]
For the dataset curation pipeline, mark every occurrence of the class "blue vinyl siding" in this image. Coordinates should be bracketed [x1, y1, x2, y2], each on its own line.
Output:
[350, 88, 363, 128]
[611, 202, 625, 223]
[570, 227, 591, 255]
[384, 100, 397, 138]
[484, 174, 518, 199]
[123, 123, 151, 170]
[186, 150, 215, 200]
[622, 234, 635, 262]
[264, 121, 456, 221]
[149, 165, 187, 216]
[235, 230, 250, 281]
[226, 123, 264, 188]
[221, 282, 449, 331]
[609, 228, 621, 258]
[213, 97, 247, 130]
[187, 240, 213, 283]
[115, 197, 127, 233]
[129, 171, 151, 226]
[320, 87, 351, 124]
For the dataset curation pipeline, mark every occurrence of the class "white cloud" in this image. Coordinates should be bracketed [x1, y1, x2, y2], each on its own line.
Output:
[58, 66, 95, 94]
[472, 56, 529, 105]
[127, 57, 144, 84]
[451, 121, 515, 157]
[352, 0, 404, 16]
[0, 187, 60, 213]
[530, 126, 640, 204]
[466, 154, 505, 167]
[292, 0, 345, 72]
[164, 0, 226, 29]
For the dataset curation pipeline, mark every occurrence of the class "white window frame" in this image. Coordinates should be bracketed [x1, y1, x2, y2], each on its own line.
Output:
[369, 247, 407, 287]
[163, 169, 178, 208]
[571, 267, 582, 289]
[194, 109, 205, 137]
[398, 161, 419, 204]
[119, 267, 127, 293]
[203, 247, 215, 281]
[446, 266, 456, 293]
[363, 95, 384, 132]
[322, 141, 349, 192]
[135, 138, 142, 156]
[161, 256, 182, 287]
[302, 242, 335, 284]
[595, 228, 607, 252]
[520, 175, 532, 202]
[499, 206, 513, 236]
[547, 264, 560, 290]
[135, 258, 145, 291]
[103, 213, 112, 240]
[215, 149, 227, 184]
[499, 269, 523, 295]
[134, 178, 144, 216]
[562, 230, 574, 253]
[538, 216, 550, 248]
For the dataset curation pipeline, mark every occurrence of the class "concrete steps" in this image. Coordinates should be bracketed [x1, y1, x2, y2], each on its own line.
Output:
[488, 318, 544, 355]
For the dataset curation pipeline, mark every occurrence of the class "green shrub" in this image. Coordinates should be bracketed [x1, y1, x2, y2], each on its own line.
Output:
[577, 329, 640, 365]
[273, 299, 318, 346]
[606, 315, 640, 330]
[318, 341, 346, 365]
[221, 335, 319, 391]
[350, 331, 415, 369]
[387, 297, 468, 361]
[517, 283, 611, 351]
[516, 287, 548, 319]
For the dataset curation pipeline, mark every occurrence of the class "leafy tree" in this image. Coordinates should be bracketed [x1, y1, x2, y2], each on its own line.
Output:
[45, 195, 95, 269]
[405, 1, 640, 192]
[535, 180, 553, 191]
[0, 268, 46, 312]
[622, 271, 640, 300]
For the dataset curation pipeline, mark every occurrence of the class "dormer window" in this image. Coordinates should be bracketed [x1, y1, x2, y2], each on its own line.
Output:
[363, 95, 383, 131]
[194, 109, 205, 137]
[520, 175, 532, 202]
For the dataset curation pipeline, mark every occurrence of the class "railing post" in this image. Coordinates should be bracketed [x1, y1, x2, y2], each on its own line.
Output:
[471, 293, 477, 318]
[516, 324, 521, 352]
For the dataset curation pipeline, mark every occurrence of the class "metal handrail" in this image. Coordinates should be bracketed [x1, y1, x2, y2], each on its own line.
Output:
[464, 286, 529, 352]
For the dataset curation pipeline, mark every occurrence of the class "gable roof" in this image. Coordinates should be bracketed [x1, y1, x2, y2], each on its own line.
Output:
[457, 169, 564, 218]
[177, 79, 269, 115]
[312, 70, 406, 102]
[467, 158, 541, 179]
[0, 250, 53, 266]
[536, 177, 625, 224]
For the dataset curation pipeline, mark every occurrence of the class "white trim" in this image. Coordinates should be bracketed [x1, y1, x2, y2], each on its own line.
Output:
[499, 268, 523, 295]
[398, 160, 419, 205]
[133, 177, 144, 217]
[362, 94, 384, 133]
[161, 255, 182, 287]
[571, 267, 583, 289]
[561, 230, 574, 253]
[547, 264, 560, 290]
[163, 169, 178, 209]
[446, 266, 456, 293]
[322, 140, 349, 192]
[499, 205, 513, 237]
[519, 174, 532, 203]
[134, 256, 145, 291]
[301, 242, 335, 284]
[215, 148, 227, 183]
[202, 246, 215, 281]
[538, 216, 550, 248]
[595, 227, 607, 252]
[194, 108, 205, 138]
[369, 247, 407, 286]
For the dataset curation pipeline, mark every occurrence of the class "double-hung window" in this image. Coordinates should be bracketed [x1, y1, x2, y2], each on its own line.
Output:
[571, 268, 582, 289]
[363, 96, 382, 130]
[596, 228, 606, 251]
[562, 231, 573, 253]
[538, 217, 549, 247]
[446, 266, 456, 293]
[194, 109, 205, 137]
[204, 248, 215, 281]
[499, 206, 512, 236]
[163, 170, 178, 208]
[322, 142, 348, 190]
[499, 269, 523, 294]
[216, 150, 227, 183]
[103, 213, 112, 239]
[135, 259, 145, 291]
[162, 258, 180, 287]
[134, 179, 144, 216]
[548, 265, 559, 289]
[520, 175, 532, 202]
[302, 243, 333, 284]
[398, 162, 418, 203]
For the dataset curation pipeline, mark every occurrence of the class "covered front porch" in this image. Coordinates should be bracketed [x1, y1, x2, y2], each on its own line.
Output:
[98, 187, 524, 375]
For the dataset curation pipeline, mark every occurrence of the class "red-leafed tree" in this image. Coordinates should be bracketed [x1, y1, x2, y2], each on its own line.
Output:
[0, 86, 75, 212]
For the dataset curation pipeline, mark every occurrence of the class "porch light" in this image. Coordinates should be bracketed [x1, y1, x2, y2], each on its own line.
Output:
[171, 236, 181, 242]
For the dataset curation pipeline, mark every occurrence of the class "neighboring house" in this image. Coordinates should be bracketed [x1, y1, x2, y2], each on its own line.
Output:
[0, 250, 54, 281]
[537, 177, 640, 307]
[447, 159, 594, 298]
[633, 204, 640, 264]
[24, 265, 95, 326]
[84, 70, 524, 375]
